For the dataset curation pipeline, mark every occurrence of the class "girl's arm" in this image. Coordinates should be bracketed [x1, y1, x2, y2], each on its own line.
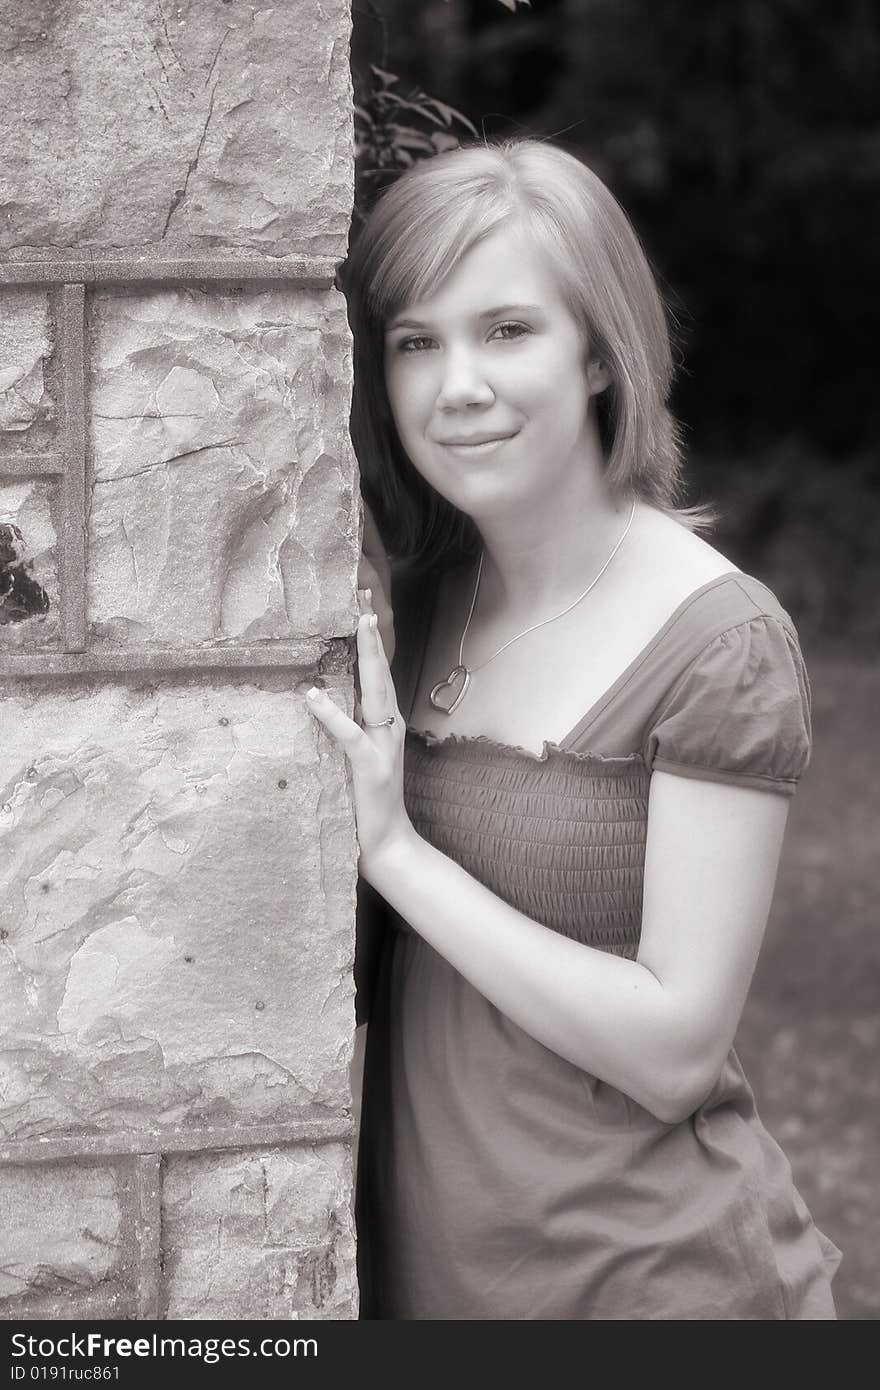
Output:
[364, 772, 788, 1124]
[308, 611, 790, 1125]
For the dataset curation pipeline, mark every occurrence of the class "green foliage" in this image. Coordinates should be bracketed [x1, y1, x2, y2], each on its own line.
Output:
[352, 0, 527, 214]
[354, 66, 477, 212]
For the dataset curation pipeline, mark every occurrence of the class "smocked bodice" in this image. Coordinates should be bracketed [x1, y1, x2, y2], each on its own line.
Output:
[403, 730, 650, 957]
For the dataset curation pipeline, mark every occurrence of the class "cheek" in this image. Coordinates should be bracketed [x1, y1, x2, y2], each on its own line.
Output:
[383, 358, 402, 426]
[509, 363, 587, 425]
[508, 333, 587, 402]
[385, 362, 436, 439]
[382, 372, 432, 475]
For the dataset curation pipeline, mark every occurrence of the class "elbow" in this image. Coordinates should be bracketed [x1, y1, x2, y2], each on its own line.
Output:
[639, 1059, 721, 1127]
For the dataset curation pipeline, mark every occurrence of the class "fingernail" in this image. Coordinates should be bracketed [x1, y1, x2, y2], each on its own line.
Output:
[365, 587, 372, 606]
[306, 686, 321, 700]
[369, 614, 378, 631]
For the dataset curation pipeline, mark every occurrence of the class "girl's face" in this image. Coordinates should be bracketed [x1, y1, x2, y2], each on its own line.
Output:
[383, 224, 610, 525]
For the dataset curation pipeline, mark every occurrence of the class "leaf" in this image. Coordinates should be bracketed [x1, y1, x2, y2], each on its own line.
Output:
[430, 132, 461, 153]
[369, 65, 400, 90]
[380, 91, 440, 119]
[420, 96, 454, 127]
[422, 97, 479, 137]
[383, 95, 457, 131]
[386, 124, 439, 153]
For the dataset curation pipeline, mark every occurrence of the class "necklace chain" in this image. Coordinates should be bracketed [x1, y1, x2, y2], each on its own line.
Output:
[429, 498, 637, 715]
[458, 497, 637, 673]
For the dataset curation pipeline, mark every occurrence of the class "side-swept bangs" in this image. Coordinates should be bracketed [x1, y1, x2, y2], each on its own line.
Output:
[362, 171, 516, 324]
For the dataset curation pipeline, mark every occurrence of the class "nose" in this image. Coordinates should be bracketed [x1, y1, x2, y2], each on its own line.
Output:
[435, 345, 495, 411]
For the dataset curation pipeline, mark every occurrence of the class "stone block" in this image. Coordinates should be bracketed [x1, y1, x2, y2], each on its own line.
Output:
[0, 673, 357, 1141]
[0, 290, 56, 438]
[87, 286, 357, 647]
[0, 1160, 125, 1315]
[0, 480, 60, 648]
[0, 0, 352, 258]
[163, 1144, 357, 1319]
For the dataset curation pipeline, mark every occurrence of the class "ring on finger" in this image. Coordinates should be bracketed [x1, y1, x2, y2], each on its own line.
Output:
[362, 714, 396, 729]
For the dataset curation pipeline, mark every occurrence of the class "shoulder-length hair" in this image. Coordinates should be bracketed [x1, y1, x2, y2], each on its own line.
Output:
[344, 138, 706, 571]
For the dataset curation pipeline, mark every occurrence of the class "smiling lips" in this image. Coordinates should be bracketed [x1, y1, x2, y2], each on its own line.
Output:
[439, 431, 518, 449]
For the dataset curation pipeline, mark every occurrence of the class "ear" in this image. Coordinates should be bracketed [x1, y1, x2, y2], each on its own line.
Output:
[586, 358, 612, 396]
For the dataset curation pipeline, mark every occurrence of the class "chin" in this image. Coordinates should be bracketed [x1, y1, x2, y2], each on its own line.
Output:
[455, 480, 537, 521]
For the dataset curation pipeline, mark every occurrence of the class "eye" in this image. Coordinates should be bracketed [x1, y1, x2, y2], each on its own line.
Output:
[395, 335, 437, 353]
[489, 321, 531, 342]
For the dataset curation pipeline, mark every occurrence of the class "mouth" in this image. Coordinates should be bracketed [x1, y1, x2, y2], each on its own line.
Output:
[438, 432, 518, 454]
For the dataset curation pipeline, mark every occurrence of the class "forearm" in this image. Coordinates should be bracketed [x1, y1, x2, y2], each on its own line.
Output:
[367, 830, 705, 1122]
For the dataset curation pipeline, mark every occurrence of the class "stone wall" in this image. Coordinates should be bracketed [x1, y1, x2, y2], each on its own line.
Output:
[0, 0, 359, 1319]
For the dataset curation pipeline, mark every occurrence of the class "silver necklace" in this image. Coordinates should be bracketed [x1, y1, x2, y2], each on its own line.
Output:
[429, 498, 636, 716]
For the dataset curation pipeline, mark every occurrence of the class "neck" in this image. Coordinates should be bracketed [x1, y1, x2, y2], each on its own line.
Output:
[474, 483, 638, 619]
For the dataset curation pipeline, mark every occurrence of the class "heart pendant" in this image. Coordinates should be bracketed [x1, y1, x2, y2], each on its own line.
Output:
[429, 664, 470, 715]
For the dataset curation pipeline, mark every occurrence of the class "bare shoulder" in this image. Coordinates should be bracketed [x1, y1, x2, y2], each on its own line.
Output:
[624, 505, 741, 603]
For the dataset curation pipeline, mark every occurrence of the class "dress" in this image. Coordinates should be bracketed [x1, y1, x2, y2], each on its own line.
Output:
[355, 566, 842, 1320]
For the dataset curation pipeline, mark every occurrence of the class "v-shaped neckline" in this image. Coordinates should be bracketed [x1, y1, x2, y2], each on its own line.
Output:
[404, 567, 747, 753]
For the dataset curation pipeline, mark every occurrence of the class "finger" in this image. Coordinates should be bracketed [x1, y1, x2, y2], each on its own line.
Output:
[365, 611, 399, 714]
[353, 592, 373, 716]
[306, 686, 376, 763]
[356, 613, 392, 721]
[372, 614, 398, 712]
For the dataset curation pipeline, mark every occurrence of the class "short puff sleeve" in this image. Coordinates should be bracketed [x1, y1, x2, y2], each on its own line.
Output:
[645, 616, 812, 795]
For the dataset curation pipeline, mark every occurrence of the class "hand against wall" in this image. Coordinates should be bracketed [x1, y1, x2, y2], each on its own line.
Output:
[306, 597, 415, 885]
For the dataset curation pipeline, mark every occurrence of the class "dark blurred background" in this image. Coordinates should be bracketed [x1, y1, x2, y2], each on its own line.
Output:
[352, 0, 879, 1319]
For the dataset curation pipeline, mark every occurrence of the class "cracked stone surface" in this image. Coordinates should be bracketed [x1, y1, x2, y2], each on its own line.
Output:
[0, 480, 60, 649]
[0, 1162, 121, 1302]
[0, 290, 56, 435]
[0, 673, 357, 1139]
[0, 0, 352, 257]
[87, 286, 357, 647]
[1, 0, 359, 1323]
[163, 1145, 357, 1318]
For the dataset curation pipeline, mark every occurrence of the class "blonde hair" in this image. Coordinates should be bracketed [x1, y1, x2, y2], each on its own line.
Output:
[345, 138, 708, 566]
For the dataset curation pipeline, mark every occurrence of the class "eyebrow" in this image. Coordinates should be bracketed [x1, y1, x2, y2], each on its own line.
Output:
[386, 303, 545, 332]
